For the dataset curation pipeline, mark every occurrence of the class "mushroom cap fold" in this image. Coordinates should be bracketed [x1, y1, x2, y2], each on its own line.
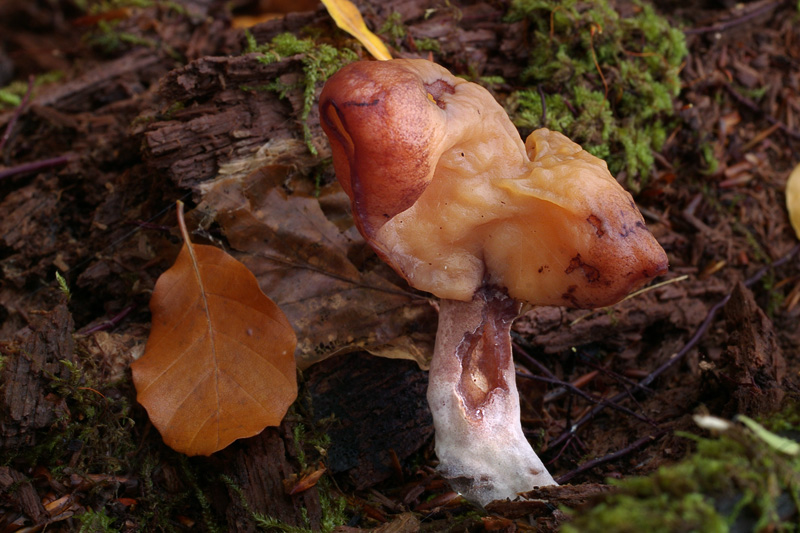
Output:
[320, 59, 668, 308]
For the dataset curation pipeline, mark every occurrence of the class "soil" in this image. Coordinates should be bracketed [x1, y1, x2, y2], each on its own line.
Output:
[0, 0, 799, 531]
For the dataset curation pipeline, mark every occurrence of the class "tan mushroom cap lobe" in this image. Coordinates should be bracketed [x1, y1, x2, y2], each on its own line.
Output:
[320, 59, 668, 308]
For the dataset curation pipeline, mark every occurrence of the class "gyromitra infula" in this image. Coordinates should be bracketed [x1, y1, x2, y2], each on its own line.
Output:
[319, 59, 668, 505]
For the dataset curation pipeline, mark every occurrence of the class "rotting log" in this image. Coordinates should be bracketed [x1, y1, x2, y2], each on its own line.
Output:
[219, 424, 323, 532]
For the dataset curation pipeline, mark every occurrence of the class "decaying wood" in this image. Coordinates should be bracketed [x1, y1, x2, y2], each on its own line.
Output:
[0, 304, 74, 449]
[719, 281, 786, 415]
[0, 465, 47, 526]
[220, 423, 323, 532]
[308, 353, 433, 489]
[143, 54, 308, 190]
[0, 177, 60, 258]
[486, 483, 614, 519]
[333, 512, 421, 533]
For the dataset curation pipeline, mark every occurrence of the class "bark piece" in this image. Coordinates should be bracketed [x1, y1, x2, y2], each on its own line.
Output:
[514, 284, 717, 355]
[0, 466, 47, 525]
[0, 177, 60, 258]
[0, 304, 75, 449]
[720, 282, 786, 415]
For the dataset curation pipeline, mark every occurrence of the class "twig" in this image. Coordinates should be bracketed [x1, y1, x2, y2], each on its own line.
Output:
[640, 242, 800, 388]
[79, 304, 136, 335]
[581, 358, 649, 396]
[516, 371, 652, 425]
[555, 430, 667, 484]
[125, 220, 173, 232]
[0, 154, 73, 180]
[537, 84, 547, 127]
[588, 23, 608, 101]
[0, 75, 34, 154]
[549, 242, 800, 449]
[570, 275, 688, 326]
[514, 344, 655, 425]
[684, 0, 783, 35]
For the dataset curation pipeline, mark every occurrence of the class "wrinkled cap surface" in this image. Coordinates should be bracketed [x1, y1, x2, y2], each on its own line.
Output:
[320, 59, 668, 308]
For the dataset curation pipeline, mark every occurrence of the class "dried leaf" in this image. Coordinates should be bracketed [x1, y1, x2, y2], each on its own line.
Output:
[195, 165, 436, 370]
[131, 203, 297, 456]
[786, 162, 800, 240]
[321, 0, 392, 61]
[284, 465, 327, 495]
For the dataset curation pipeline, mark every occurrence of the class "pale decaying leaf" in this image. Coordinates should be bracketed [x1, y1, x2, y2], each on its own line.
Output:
[786, 162, 800, 240]
[131, 205, 297, 456]
[195, 164, 436, 370]
[320, 0, 392, 61]
[736, 415, 800, 456]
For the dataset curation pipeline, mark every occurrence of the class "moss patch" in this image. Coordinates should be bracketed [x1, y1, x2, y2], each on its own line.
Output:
[562, 413, 800, 532]
[0, 71, 64, 111]
[244, 32, 358, 156]
[505, 0, 687, 189]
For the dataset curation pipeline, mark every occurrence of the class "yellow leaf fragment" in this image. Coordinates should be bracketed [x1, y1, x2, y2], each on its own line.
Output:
[131, 202, 297, 456]
[321, 0, 392, 61]
[786, 162, 800, 240]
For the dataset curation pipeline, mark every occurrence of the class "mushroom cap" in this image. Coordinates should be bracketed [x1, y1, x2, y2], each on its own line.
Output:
[320, 59, 668, 308]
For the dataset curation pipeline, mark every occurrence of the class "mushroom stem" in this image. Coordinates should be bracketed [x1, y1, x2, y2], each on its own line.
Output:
[427, 287, 556, 506]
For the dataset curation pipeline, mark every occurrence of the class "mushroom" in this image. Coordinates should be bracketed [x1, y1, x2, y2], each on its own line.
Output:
[319, 59, 668, 505]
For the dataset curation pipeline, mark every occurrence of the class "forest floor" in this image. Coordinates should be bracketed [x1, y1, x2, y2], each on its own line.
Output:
[1, 0, 799, 531]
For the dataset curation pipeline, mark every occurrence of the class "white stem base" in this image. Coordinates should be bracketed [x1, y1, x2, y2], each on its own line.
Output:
[428, 289, 556, 506]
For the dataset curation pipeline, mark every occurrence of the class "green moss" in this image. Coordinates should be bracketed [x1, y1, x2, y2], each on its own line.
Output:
[135, 452, 195, 531]
[76, 507, 117, 532]
[760, 400, 800, 434]
[85, 19, 156, 53]
[13, 356, 137, 475]
[415, 38, 441, 53]
[76, 1, 184, 57]
[379, 12, 407, 41]
[0, 334, 211, 530]
[0, 71, 64, 111]
[561, 416, 800, 532]
[699, 143, 720, 175]
[0, 89, 21, 108]
[219, 373, 348, 532]
[77, 0, 186, 16]
[55, 271, 71, 301]
[223, 473, 347, 533]
[318, 478, 348, 532]
[480, 75, 506, 86]
[505, 0, 687, 189]
[293, 423, 309, 468]
[244, 32, 358, 156]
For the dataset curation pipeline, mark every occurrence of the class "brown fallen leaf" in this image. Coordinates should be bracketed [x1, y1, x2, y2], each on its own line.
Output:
[195, 164, 436, 370]
[283, 464, 327, 495]
[131, 202, 297, 456]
